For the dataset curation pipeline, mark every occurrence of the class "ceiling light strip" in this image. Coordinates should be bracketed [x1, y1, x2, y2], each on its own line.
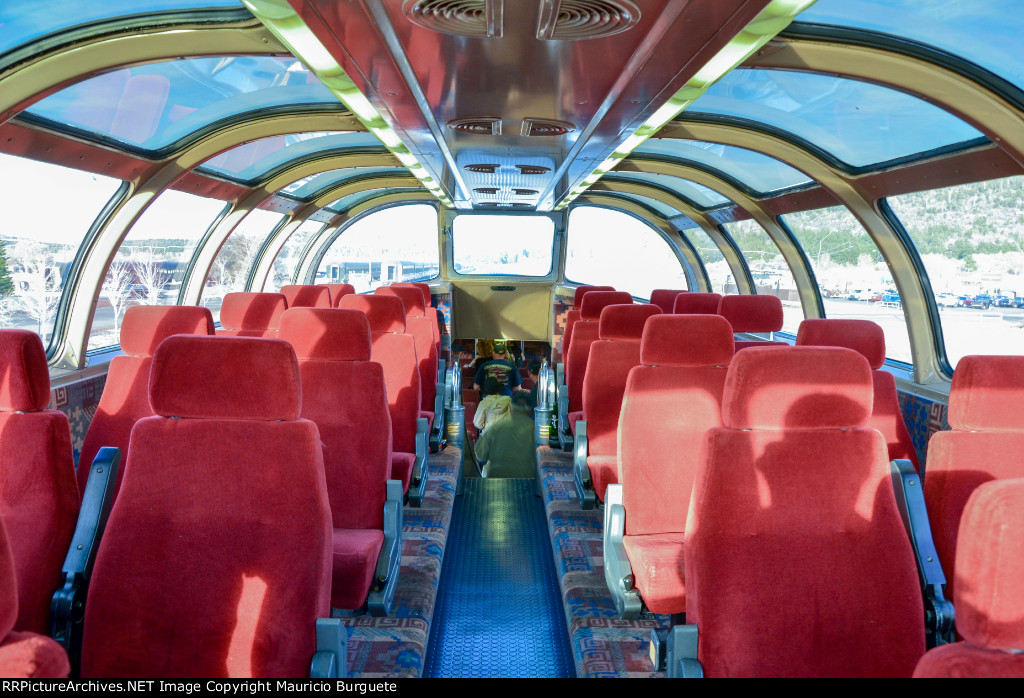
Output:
[242, 0, 454, 207]
[553, 0, 818, 211]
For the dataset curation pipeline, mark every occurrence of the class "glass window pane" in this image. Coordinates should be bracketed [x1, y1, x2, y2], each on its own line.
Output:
[689, 68, 984, 169]
[680, 224, 731, 294]
[722, 219, 803, 334]
[799, 0, 1024, 93]
[604, 171, 731, 209]
[202, 209, 285, 321]
[0, 154, 122, 348]
[452, 216, 553, 277]
[783, 206, 911, 363]
[315, 204, 439, 291]
[888, 177, 1024, 367]
[264, 220, 326, 291]
[281, 167, 407, 201]
[26, 56, 336, 154]
[197, 132, 378, 184]
[88, 190, 225, 350]
[566, 207, 688, 299]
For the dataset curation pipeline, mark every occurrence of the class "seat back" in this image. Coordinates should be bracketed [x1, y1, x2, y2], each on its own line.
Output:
[566, 291, 633, 412]
[217, 292, 286, 337]
[82, 335, 331, 678]
[619, 315, 733, 536]
[924, 355, 1024, 598]
[78, 305, 214, 495]
[392, 283, 443, 350]
[649, 289, 686, 314]
[317, 283, 355, 307]
[280, 284, 331, 309]
[673, 292, 721, 315]
[796, 319, 918, 470]
[0, 330, 79, 634]
[375, 286, 438, 414]
[560, 286, 614, 360]
[718, 294, 785, 352]
[686, 346, 923, 677]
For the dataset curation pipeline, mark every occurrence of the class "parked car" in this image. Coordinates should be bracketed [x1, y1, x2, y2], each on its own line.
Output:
[996, 296, 1010, 307]
[935, 293, 958, 307]
[881, 292, 902, 308]
[970, 294, 993, 309]
[1010, 297, 1024, 308]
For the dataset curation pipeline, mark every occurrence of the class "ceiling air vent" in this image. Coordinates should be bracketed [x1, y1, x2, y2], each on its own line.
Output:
[516, 165, 550, 175]
[510, 203, 532, 208]
[521, 118, 574, 136]
[473, 187, 499, 194]
[536, 0, 640, 41]
[513, 188, 538, 196]
[466, 163, 499, 173]
[404, 0, 503, 38]
[449, 117, 502, 135]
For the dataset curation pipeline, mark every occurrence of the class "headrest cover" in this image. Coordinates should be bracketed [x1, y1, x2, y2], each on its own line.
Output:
[674, 292, 722, 315]
[278, 308, 372, 362]
[120, 305, 215, 357]
[375, 286, 425, 318]
[149, 335, 301, 421]
[949, 355, 1024, 431]
[580, 291, 633, 320]
[338, 294, 407, 334]
[954, 478, 1024, 649]
[649, 289, 686, 314]
[718, 294, 784, 333]
[0, 329, 50, 412]
[394, 282, 432, 307]
[722, 346, 872, 430]
[219, 293, 287, 331]
[320, 283, 356, 307]
[796, 319, 885, 370]
[573, 285, 615, 310]
[599, 304, 661, 341]
[640, 315, 734, 367]
[280, 285, 331, 309]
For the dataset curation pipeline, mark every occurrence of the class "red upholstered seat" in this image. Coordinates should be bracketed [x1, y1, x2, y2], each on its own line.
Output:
[339, 294, 421, 494]
[0, 330, 79, 634]
[320, 283, 355, 307]
[649, 289, 686, 314]
[718, 294, 785, 352]
[280, 284, 331, 309]
[558, 286, 614, 361]
[278, 308, 391, 611]
[924, 355, 1024, 601]
[914, 479, 1024, 678]
[393, 283, 442, 353]
[216, 292, 286, 337]
[376, 286, 438, 417]
[797, 319, 919, 470]
[617, 315, 733, 615]
[566, 291, 633, 414]
[78, 305, 215, 497]
[581, 303, 661, 501]
[686, 346, 924, 677]
[0, 515, 70, 678]
[673, 292, 721, 315]
[81, 335, 332, 678]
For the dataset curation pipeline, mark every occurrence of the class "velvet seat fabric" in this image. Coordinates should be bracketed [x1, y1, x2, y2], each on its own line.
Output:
[392, 283, 442, 353]
[0, 330, 79, 635]
[559, 286, 614, 361]
[280, 284, 331, 309]
[685, 346, 924, 677]
[320, 283, 355, 307]
[566, 291, 633, 413]
[673, 292, 721, 315]
[81, 335, 332, 678]
[376, 286, 438, 415]
[649, 289, 686, 314]
[217, 292, 287, 337]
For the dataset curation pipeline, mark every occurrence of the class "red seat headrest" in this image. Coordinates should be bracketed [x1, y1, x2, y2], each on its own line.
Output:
[277, 308, 372, 361]
[640, 315, 734, 367]
[119, 305, 215, 357]
[394, 282, 432, 308]
[721, 346, 872, 430]
[219, 292, 287, 331]
[580, 291, 633, 320]
[573, 285, 615, 310]
[598, 304, 661, 341]
[375, 286, 425, 318]
[280, 285, 331, 309]
[796, 319, 885, 370]
[948, 355, 1024, 431]
[649, 289, 686, 314]
[674, 292, 722, 315]
[149, 335, 301, 421]
[0, 329, 50, 412]
[320, 283, 355, 307]
[954, 478, 1024, 649]
[718, 294, 784, 333]
[338, 294, 406, 333]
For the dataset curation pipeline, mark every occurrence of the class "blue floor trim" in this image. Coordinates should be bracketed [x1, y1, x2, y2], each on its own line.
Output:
[424, 477, 576, 678]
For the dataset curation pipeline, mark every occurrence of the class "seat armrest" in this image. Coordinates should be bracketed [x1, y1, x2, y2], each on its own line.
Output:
[368, 480, 403, 617]
[603, 484, 641, 619]
[572, 420, 595, 510]
[408, 417, 430, 507]
[667, 625, 703, 678]
[310, 618, 346, 678]
[556, 384, 573, 451]
[890, 458, 955, 647]
[556, 362, 565, 390]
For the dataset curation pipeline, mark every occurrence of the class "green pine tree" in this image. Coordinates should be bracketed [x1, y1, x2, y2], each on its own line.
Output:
[0, 242, 14, 296]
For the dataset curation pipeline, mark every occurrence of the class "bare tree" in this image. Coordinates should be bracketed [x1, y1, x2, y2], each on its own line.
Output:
[9, 241, 62, 341]
[101, 258, 136, 339]
[132, 248, 170, 305]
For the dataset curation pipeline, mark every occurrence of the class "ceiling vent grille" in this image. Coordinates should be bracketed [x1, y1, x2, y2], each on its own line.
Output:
[513, 188, 538, 196]
[516, 164, 550, 175]
[449, 117, 502, 135]
[521, 118, 574, 137]
[536, 0, 640, 41]
[473, 187, 499, 194]
[404, 0, 503, 38]
[466, 163, 499, 173]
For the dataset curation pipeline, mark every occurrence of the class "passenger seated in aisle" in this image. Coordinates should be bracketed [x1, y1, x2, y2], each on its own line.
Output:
[475, 393, 535, 479]
[474, 377, 511, 434]
[473, 340, 523, 397]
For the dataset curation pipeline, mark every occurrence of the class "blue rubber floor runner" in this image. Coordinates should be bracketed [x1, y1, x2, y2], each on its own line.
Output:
[423, 477, 576, 678]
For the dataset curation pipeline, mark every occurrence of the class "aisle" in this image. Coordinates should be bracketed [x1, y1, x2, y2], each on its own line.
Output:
[423, 478, 576, 678]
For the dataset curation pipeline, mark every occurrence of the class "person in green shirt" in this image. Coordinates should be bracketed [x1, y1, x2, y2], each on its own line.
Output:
[475, 392, 536, 479]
